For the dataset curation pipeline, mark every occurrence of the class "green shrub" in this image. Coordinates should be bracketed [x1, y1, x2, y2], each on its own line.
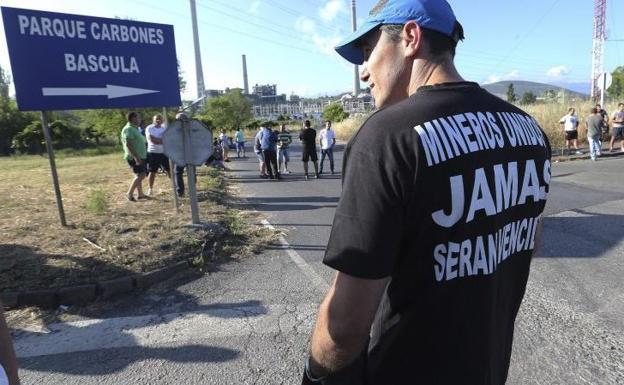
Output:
[85, 188, 108, 214]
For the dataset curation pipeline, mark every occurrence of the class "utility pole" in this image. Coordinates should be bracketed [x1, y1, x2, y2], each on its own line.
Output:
[351, 0, 361, 96]
[591, 0, 607, 102]
[190, 0, 206, 100]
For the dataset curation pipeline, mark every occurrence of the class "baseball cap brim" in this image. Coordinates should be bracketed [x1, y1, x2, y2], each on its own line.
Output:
[334, 20, 383, 65]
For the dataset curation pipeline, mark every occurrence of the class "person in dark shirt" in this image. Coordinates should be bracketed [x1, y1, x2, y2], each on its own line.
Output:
[302, 1, 551, 384]
[299, 120, 320, 180]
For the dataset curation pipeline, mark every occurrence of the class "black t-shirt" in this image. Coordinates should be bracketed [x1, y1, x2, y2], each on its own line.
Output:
[300, 128, 317, 151]
[324, 82, 551, 385]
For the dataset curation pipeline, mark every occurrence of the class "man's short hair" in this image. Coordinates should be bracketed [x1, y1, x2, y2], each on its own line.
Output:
[304, 120, 311, 127]
[592, 107, 598, 114]
[127, 111, 138, 122]
[380, 22, 464, 62]
[618, 103, 624, 107]
[325, 120, 332, 124]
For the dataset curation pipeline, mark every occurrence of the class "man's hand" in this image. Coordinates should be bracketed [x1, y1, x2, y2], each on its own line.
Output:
[0, 304, 20, 385]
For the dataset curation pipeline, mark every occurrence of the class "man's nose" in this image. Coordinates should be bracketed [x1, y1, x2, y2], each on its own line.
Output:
[360, 63, 369, 82]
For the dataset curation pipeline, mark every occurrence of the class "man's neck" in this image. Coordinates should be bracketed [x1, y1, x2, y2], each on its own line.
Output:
[408, 60, 464, 95]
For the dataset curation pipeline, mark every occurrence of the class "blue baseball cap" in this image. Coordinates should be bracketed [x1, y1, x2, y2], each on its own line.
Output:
[335, 0, 459, 65]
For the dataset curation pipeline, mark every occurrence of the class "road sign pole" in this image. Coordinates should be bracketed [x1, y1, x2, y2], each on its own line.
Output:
[163, 107, 180, 213]
[181, 119, 200, 224]
[40, 111, 67, 227]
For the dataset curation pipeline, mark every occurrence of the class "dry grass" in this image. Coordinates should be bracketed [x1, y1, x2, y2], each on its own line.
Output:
[328, 102, 620, 151]
[0, 153, 277, 293]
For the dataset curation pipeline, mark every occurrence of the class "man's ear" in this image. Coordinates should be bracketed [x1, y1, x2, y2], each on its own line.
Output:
[402, 21, 423, 59]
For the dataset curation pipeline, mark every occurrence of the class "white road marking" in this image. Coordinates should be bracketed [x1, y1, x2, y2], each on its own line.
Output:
[14, 303, 317, 358]
[261, 219, 330, 293]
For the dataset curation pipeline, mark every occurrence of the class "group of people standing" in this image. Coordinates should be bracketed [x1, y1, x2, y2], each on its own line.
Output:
[253, 120, 336, 180]
[121, 112, 170, 201]
[559, 103, 624, 161]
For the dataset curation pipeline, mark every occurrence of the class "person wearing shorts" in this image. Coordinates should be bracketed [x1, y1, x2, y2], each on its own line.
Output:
[609, 103, 624, 152]
[277, 124, 292, 173]
[121, 111, 148, 201]
[558, 108, 581, 155]
[145, 114, 170, 196]
[300, 120, 319, 179]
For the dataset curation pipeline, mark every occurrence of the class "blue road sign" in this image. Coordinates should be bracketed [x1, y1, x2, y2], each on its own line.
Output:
[1, 7, 182, 111]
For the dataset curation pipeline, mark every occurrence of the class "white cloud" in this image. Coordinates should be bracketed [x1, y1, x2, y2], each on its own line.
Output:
[295, 17, 343, 58]
[249, 0, 261, 14]
[311, 34, 342, 55]
[319, 0, 346, 22]
[295, 17, 317, 34]
[547, 65, 570, 78]
[485, 70, 520, 84]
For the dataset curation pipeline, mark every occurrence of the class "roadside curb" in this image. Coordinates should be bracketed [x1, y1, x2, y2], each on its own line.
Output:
[1, 260, 193, 310]
[552, 150, 624, 163]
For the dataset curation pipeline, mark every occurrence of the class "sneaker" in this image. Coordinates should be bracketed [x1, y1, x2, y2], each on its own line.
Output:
[284, 169, 291, 174]
[146, 188, 152, 196]
[331, 170, 335, 175]
[575, 150, 583, 155]
[315, 174, 320, 179]
[260, 174, 269, 179]
[304, 174, 309, 180]
[596, 151, 602, 156]
[127, 194, 136, 202]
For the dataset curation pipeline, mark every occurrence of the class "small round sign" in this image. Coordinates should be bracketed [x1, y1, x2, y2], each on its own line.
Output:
[162, 119, 213, 166]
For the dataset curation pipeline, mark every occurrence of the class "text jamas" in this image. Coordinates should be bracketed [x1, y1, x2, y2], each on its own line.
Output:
[414, 111, 550, 283]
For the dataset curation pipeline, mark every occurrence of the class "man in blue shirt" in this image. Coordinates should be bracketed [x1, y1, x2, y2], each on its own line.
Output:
[260, 123, 280, 180]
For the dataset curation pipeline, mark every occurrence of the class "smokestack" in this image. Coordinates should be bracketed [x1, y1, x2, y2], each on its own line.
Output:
[190, 0, 206, 99]
[351, 0, 360, 96]
[242, 54, 249, 95]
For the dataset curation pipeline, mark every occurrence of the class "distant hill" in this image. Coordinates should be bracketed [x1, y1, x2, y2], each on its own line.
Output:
[481, 80, 589, 101]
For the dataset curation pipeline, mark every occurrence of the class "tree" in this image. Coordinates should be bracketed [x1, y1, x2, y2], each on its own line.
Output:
[607, 66, 624, 99]
[520, 91, 537, 105]
[201, 89, 252, 131]
[543, 89, 558, 103]
[322, 102, 349, 122]
[177, 60, 186, 94]
[506, 83, 517, 103]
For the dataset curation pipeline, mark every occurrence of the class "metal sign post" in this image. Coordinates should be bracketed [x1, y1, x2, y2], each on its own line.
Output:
[40, 111, 67, 226]
[162, 118, 212, 225]
[181, 118, 200, 224]
[162, 107, 180, 213]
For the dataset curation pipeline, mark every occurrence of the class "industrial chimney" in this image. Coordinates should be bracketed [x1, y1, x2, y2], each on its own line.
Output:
[351, 0, 361, 96]
[242, 54, 249, 95]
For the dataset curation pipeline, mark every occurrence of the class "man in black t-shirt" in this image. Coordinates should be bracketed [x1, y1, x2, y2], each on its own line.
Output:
[300, 120, 320, 180]
[302, 1, 551, 384]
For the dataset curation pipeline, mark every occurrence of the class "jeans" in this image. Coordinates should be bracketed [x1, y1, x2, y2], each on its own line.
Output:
[236, 141, 245, 157]
[174, 164, 196, 196]
[588, 136, 602, 160]
[278, 148, 290, 167]
[320, 147, 334, 173]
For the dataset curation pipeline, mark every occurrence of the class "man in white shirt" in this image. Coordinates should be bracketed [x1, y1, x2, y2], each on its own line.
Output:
[145, 114, 170, 196]
[558, 107, 582, 155]
[319, 120, 337, 175]
[609, 103, 624, 152]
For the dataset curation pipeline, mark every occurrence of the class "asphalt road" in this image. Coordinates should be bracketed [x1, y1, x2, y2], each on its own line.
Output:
[12, 142, 624, 384]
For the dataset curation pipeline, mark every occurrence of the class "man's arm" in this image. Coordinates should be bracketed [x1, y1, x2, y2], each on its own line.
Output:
[148, 135, 163, 145]
[308, 272, 388, 379]
[0, 303, 20, 385]
[126, 138, 143, 164]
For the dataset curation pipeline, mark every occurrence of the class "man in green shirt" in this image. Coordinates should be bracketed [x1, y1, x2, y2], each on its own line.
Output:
[121, 111, 148, 201]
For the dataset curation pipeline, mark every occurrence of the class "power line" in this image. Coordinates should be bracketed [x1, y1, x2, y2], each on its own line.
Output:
[494, 0, 562, 68]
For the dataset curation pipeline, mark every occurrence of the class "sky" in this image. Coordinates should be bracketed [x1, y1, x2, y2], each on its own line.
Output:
[1, 0, 623, 101]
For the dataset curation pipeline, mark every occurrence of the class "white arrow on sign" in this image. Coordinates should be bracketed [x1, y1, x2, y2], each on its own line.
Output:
[41, 84, 159, 99]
